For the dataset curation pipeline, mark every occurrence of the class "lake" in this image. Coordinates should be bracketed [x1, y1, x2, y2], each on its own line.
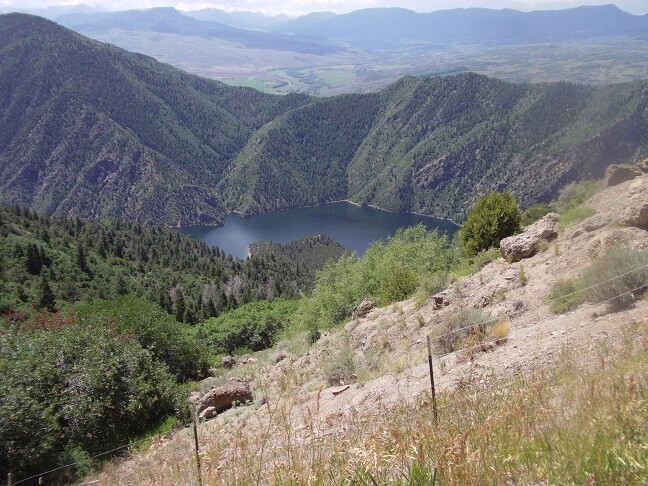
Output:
[180, 202, 458, 259]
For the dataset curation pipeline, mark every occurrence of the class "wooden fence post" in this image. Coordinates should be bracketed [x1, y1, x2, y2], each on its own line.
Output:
[192, 409, 203, 486]
[7, 473, 13, 486]
[426, 335, 439, 426]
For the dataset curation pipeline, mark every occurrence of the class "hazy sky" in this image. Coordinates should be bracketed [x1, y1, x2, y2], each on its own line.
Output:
[3, 0, 647, 16]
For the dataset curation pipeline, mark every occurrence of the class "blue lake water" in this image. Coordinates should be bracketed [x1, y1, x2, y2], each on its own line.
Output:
[180, 202, 458, 259]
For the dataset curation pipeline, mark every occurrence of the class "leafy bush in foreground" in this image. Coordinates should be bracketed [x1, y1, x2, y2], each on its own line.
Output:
[0, 315, 184, 483]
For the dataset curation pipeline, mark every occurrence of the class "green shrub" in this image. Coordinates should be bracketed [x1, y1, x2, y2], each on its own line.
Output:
[558, 205, 596, 229]
[296, 226, 458, 334]
[0, 316, 182, 482]
[522, 203, 552, 226]
[581, 246, 648, 311]
[552, 179, 600, 214]
[197, 299, 299, 355]
[75, 296, 211, 381]
[437, 307, 490, 354]
[458, 191, 522, 257]
[548, 279, 585, 314]
[377, 266, 419, 303]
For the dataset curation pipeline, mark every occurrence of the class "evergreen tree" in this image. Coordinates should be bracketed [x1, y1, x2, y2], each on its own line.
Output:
[38, 275, 56, 311]
[114, 273, 128, 296]
[458, 191, 522, 256]
[77, 243, 90, 274]
[25, 244, 42, 275]
[174, 289, 186, 322]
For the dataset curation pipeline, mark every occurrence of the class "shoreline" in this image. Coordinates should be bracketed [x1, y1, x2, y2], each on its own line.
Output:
[176, 200, 461, 229]
[333, 199, 461, 228]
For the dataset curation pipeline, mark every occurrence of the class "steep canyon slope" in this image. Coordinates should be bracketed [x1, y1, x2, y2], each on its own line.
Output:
[2, 13, 648, 224]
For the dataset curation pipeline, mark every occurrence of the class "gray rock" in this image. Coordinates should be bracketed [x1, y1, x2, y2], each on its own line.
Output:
[500, 213, 559, 262]
[188, 391, 202, 406]
[353, 299, 376, 318]
[199, 406, 217, 420]
[582, 213, 613, 232]
[622, 203, 648, 229]
[221, 355, 236, 368]
[638, 158, 648, 173]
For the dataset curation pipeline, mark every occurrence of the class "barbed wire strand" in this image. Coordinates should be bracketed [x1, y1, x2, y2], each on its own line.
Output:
[427, 263, 648, 344]
[13, 422, 194, 485]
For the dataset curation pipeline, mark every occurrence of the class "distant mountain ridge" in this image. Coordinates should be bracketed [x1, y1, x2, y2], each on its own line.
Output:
[271, 5, 648, 47]
[1, 14, 648, 225]
[49, 5, 648, 50]
[55, 7, 338, 55]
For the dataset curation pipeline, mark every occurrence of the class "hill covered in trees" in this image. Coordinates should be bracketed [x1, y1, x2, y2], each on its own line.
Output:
[2, 14, 648, 224]
[0, 205, 314, 322]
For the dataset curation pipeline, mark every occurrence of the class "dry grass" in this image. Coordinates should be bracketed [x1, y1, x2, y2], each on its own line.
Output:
[488, 320, 511, 340]
[93, 321, 648, 486]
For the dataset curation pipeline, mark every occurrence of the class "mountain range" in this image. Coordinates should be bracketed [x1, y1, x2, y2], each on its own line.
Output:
[270, 5, 648, 48]
[8, 5, 646, 95]
[1, 13, 648, 225]
[35, 5, 648, 50]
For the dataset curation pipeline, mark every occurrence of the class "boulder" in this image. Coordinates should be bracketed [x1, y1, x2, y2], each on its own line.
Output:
[353, 299, 375, 318]
[605, 164, 643, 186]
[188, 391, 202, 406]
[221, 355, 236, 368]
[622, 203, 648, 229]
[500, 213, 559, 262]
[197, 377, 252, 414]
[638, 158, 648, 173]
[582, 213, 613, 232]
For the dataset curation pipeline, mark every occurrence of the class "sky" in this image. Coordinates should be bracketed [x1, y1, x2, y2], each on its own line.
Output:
[2, 0, 646, 17]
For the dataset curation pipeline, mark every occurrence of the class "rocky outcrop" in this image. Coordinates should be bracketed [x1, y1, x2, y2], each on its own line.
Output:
[221, 356, 236, 368]
[353, 300, 376, 318]
[197, 378, 252, 414]
[638, 158, 648, 173]
[605, 163, 643, 186]
[500, 213, 559, 262]
[622, 203, 648, 229]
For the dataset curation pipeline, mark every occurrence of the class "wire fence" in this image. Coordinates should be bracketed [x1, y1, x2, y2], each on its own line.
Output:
[427, 262, 648, 343]
[7, 263, 648, 485]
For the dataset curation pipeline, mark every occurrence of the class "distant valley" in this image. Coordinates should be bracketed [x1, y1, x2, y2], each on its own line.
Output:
[1, 13, 648, 226]
[13, 5, 648, 95]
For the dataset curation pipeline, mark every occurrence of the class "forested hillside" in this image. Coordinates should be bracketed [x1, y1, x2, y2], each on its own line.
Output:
[226, 75, 648, 221]
[0, 13, 308, 225]
[0, 205, 311, 322]
[249, 234, 347, 281]
[1, 14, 648, 224]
